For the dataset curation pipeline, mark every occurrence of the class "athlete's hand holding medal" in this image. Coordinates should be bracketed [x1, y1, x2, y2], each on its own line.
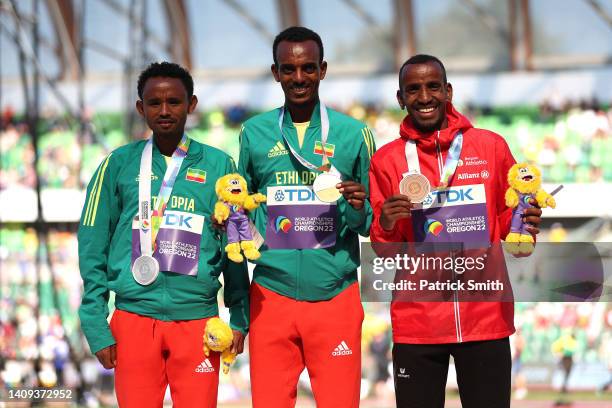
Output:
[337, 180, 367, 210]
[380, 195, 413, 231]
[380, 160, 432, 231]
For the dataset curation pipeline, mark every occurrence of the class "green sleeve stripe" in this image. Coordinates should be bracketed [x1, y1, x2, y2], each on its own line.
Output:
[238, 125, 245, 144]
[361, 129, 369, 158]
[366, 128, 376, 156]
[86, 153, 112, 226]
[362, 128, 373, 159]
[365, 128, 373, 158]
[83, 159, 105, 226]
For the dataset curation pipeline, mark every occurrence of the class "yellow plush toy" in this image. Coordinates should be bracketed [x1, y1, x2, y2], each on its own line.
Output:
[202, 317, 236, 374]
[214, 173, 266, 263]
[504, 163, 556, 254]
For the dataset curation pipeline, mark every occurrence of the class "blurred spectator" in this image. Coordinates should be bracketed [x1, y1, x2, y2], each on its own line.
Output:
[512, 328, 528, 400]
[552, 329, 578, 393]
[549, 222, 568, 243]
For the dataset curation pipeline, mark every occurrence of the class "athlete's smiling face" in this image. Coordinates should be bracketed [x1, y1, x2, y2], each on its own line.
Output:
[136, 76, 197, 139]
[272, 40, 327, 109]
[397, 61, 453, 133]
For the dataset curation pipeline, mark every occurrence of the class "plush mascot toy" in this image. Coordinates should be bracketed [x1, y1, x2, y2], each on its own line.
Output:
[505, 163, 556, 255]
[203, 317, 236, 374]
[214, 173, 266, 263]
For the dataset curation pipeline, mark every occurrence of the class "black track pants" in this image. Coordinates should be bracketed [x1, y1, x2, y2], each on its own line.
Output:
[392, 337, 511, 408]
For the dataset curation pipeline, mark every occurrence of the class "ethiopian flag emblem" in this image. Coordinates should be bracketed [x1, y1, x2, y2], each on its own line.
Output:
[314, 141, 335, 158]
[186, 168, 206, 183]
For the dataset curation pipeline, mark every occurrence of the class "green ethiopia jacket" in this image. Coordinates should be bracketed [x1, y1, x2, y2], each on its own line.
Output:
[238, 103, 376, 301]
[78, 138, 249, 354]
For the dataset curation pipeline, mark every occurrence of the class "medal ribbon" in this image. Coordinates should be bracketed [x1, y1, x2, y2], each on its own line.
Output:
[404, 130, 463, 188]
[278, 101, 339, 175]
[138, 134, 190, 256]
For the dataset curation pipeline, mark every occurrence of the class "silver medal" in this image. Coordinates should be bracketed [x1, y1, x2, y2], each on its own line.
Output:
[399, 173, 431, 203]
[132, 255, 159, 285]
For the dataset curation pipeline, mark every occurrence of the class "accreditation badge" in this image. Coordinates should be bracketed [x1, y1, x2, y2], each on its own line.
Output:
[132, 210, 204, 276]
[410, 184, 490, 245]
[265, 185, 336, 249]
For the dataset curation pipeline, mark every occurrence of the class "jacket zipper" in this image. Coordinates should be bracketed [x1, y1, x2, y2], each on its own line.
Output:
[436, 131, 463, 343]
[296, 250, 301, 299]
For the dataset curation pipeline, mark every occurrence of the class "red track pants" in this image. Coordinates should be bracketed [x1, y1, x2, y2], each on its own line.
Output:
[249, 283, 363, 408]
[110, 309, 220, 408]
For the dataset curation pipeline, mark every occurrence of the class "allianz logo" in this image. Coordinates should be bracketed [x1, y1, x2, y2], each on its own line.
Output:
[457, 170, 489, 180]
[457, 173, 480, 180]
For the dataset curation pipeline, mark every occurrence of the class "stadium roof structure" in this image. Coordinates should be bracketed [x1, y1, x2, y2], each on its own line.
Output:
[0, 1, 610, 120]
[1, 0, 611, 80]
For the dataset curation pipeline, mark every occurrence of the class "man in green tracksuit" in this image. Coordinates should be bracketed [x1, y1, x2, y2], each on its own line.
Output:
[78, 62, 249, 408]
[238, 27, 376, 408]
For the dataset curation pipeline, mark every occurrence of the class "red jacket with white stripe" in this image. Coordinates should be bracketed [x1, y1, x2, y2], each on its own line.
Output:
[369, 103, 516, 344]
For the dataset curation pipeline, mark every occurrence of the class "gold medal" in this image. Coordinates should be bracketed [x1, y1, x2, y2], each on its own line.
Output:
[313, 172, 342, 203]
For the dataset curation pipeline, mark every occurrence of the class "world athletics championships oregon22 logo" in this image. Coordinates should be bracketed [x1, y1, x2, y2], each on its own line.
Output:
[424, 219, 444, 236]
[274, 216, 292, 233]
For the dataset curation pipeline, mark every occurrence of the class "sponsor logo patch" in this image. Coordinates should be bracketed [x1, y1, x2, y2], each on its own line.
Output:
[195, 359, 215, 373]
[314, 141, 335, 158]
[268, 141, 289, 158]
[331, 341, 353, 357]
[186, 168, 206, 183]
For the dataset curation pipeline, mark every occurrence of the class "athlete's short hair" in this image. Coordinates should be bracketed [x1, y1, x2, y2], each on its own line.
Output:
[398, 54, 448, 87]
[273, 26, 324, 66]
[137, 61, 194, 99]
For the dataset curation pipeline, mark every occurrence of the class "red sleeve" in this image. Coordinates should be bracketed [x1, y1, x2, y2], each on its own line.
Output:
[495, 135, 516, 239]
[369, 153, 406, 243]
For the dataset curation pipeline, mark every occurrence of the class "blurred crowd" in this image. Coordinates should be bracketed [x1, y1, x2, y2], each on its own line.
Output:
[1, 99, 611, 192]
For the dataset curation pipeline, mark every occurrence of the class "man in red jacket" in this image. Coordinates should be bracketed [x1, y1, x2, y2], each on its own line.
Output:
[369, 54, 543, 408]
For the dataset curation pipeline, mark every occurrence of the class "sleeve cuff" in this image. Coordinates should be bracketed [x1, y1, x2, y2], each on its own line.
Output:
[229, 303, 249, 334]
[371, 216, 402, 242]
[345, 203, 367, 230]
[81, 321, 116, 354]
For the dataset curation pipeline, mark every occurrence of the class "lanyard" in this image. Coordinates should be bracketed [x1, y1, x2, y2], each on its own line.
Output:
[404, 131, 463, 188]
[138, 134, 190, 256]
[278, 102, 337, 174]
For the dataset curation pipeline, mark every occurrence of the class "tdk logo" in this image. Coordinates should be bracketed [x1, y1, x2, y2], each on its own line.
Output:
[135, 210, 204, 233]
[164, 213, 192, 228]
[419, 184, 485, 209]
[422, 194, 434, 206]
[431, 187, 474, 203]
[275, 188, 317, 202]
[267, 186, 324, 206]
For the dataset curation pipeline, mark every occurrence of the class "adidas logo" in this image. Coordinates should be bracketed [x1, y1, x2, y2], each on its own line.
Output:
[194, 359, 215, 373]
[268, 141, 289, 158]
[331, 341, 353, 356]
